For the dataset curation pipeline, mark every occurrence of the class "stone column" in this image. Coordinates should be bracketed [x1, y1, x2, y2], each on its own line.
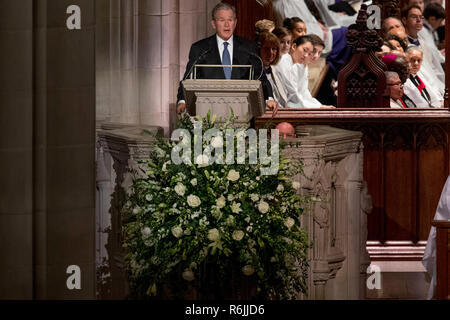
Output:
[96, 0, 220, 135]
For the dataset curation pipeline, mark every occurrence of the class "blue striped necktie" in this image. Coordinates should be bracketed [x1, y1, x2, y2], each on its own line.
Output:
[222, 42, 231, 79]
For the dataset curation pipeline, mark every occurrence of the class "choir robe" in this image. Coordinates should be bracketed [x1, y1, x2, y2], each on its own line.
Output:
[403, 71, 442, 108]
[272, 53, 322, 108]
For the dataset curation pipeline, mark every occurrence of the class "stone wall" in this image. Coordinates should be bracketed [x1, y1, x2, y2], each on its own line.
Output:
[95, 0, 220, 135]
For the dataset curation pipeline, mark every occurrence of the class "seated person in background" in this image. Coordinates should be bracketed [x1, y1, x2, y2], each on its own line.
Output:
[272, 27, 292, 55]
[386, 71, 415, 109]
[423, 2, 446, 51]
[283, 17, 307, 40]
[376, 42, 393, 59]
[401, 5, 445, 92]
[385, 33, 408, 54]
[273, 35, 334, 109]
[258, 32, 288, 109]
[255, 19, 276, 44]
[307, 34, 325, 62]
[404, 46, 443, 107]
[383, 54, 417, 108]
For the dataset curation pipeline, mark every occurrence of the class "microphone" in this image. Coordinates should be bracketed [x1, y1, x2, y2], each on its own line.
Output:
[239, 48, 264, 81]
[183, 48, 211, 81]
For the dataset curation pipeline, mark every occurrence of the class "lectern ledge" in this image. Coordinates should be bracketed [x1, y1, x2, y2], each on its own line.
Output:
[182, 64, 266, 121]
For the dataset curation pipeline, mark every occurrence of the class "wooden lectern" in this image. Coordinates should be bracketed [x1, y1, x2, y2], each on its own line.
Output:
[182, 64, 266, 122]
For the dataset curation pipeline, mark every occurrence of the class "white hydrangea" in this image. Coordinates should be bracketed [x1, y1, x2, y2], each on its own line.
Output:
[242, 265, 255, 276]
[171, 226, 183, 238]
[141, 227, 152, 238]
[182, 269, 195, 282]
[284, 217, 295, 229]
[232, 230, 245, 241]
[187, 194, 201, 208]
[226, 215, 235, 226]
[196, 154, 210, 167]
[211, 136, 223, 148]
[207, 228, 220, 241]
[258, 200, 269, 213]
[174, 183, 186, 196]
[216, 196, 226, 208]
[227, 169, 240, 182]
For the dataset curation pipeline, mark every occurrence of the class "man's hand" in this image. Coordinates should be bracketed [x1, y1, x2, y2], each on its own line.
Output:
[177, 102, 186, 115]
[266, 100, 278, 117]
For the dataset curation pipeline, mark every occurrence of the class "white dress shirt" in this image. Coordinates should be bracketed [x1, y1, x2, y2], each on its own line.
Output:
[217, 35, 234, 65]
[390, 98, 403, 109]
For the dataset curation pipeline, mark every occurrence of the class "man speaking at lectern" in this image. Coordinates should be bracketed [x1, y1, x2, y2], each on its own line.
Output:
[176, 2, 277, 115]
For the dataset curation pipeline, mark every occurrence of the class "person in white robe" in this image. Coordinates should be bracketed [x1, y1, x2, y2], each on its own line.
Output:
[272, 0, 334, 54]
[404, 46, 443, 107]
[423, 175, 450, 299]
[273, 36, 332, 108]
[401, 5, 445, 95]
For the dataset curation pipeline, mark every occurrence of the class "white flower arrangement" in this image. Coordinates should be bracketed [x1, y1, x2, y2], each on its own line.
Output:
[122, 112, 310, 299]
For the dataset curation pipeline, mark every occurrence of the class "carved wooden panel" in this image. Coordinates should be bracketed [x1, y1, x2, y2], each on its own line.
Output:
[337, 5, 389, 108]
[255, 110, 450, 260]
[372, 0, 401, 20]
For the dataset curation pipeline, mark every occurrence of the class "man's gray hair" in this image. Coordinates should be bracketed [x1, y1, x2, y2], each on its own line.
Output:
[406, 45, 423, 55]
[385, 71, 400, 82]
[211, 2, 237, 20]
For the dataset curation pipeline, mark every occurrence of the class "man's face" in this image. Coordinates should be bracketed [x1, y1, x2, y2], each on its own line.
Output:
[211, 9, 237, 41]
[407, 50, 423, 74]
[384, 18, 405, 33]
[403, 8, 423, 33]
[409, 0, 424, 12]
[387, 74, 404, 100]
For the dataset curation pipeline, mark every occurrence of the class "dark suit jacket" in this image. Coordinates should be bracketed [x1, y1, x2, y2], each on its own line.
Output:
[177, 34, 273, 102]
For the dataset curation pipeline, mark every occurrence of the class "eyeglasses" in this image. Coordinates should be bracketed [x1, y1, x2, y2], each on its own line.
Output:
[408, 14, 424, 21]
[387, 82, 403, 87]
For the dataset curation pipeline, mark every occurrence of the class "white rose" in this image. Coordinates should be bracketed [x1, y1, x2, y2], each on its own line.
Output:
[132, 207, 140, 215]
[171, 226, 183, 238]
[284, 217, 295, 229]
[187, 194, 201, 208]
[232, 230, 245, 241]
[196, 154, 209, 167]
[227, 194, 234, 201]
[211, 136, 223, 148]
[277, 184, 284, 192]
[145, 194, 153, 201]
[250, 194, 259, 202]
[207, 228, 220, 241]
[258, 201, 269, 213]
[190, 178, 197, 186]
[227, 169, 240, 182]
[174, 183, 186, 196]
[231, 202, 242, 214]
[141, 227, 152, 238]
[216, 196, 226, 208]
[182, 269, 195, 282]
[292, 181, 301, 190]
[242, 265, 255, 276]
